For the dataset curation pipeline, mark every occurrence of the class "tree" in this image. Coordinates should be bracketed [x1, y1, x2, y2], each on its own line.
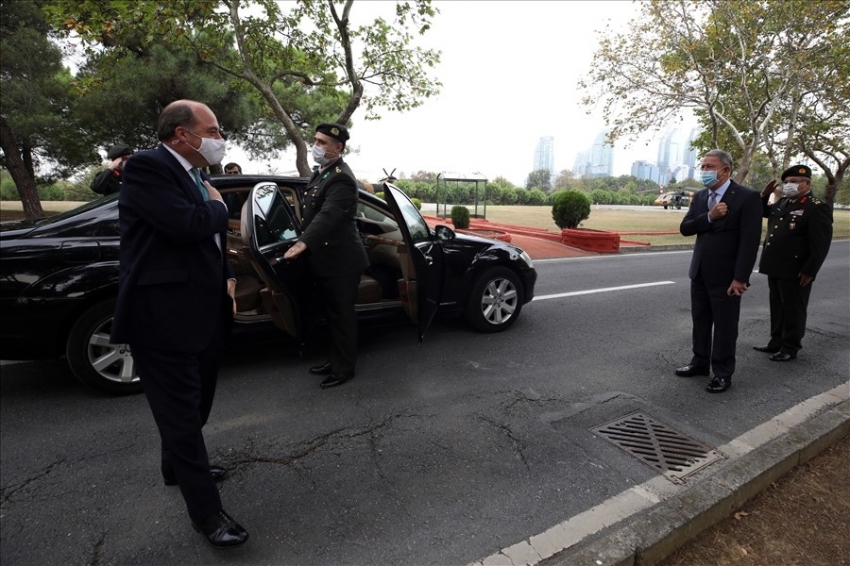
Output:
[552, 190, 591, 229]
[49, 0, 442, 176]
[525, 169, 552, 191]
[581, 0, 847, 188]
[0, 0, 77, 218]
[70, 44, 261, 161]
[553, 169, 577, 191]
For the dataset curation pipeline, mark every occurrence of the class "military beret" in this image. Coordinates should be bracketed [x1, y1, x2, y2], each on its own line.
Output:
[315, 123, 349, 145]
[107, 143, 133, 160]
[781, 164, 811, 181]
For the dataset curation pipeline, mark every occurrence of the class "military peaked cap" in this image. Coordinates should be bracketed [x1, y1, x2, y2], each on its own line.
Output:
[315, 123, 349, 145]
[107, 144, 133, 160]
[781, 164, 811, 181]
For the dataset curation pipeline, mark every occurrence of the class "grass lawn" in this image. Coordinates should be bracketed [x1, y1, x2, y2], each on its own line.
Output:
[2, 201, 849, 246]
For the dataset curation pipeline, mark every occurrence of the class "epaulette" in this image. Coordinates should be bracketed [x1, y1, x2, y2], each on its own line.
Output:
[335, 166, 342, 173]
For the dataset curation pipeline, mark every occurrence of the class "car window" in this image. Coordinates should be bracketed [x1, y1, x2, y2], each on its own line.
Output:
[252, 184, 299, 247]
[387, 186, 430, 245]
[357, 201, 398, 228]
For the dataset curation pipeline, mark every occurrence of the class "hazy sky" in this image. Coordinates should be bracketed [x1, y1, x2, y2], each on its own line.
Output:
[234, 1, 688, 184]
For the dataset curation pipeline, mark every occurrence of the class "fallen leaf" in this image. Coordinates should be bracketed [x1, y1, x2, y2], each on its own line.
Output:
[740, 547, 749, 556]
[734, 511, 751, 520]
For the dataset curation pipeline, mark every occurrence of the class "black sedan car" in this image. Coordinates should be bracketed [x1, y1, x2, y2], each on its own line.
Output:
[1, 176, 537, 395]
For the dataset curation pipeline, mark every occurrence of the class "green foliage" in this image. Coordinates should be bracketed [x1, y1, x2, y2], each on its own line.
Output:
[552, 190, 591, 230]
[48, 0, 442, 176]
[526, 169, 552, 191]
[410, 197, 421, 210]
[527, 189, 547, 206]
[450, 205, 470, 229]
[582, 0, 848, 204]
[0, 172, 19, 200]
[37, 184, 65, 201]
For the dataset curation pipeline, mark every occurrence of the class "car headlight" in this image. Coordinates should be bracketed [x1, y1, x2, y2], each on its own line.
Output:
[519, 250, 534, 268]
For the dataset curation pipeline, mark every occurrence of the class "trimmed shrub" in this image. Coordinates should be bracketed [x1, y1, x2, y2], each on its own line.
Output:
[527, 188, 547, 205]
[451, 205, 470, 229]
[552, 190, 591, 229]
[411, 197, 422, 210]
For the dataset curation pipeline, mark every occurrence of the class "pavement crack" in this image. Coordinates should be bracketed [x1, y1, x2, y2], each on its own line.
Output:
[0, 459, 66, 504]
[88, 532, 106, 566]
[477, 415, 530, 472]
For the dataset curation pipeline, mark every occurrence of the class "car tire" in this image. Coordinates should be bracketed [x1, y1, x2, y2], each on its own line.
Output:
[464, 267, 524, 333]
[66, 299, 142, 395]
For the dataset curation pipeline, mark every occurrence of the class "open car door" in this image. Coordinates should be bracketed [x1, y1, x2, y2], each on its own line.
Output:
[382, 184, 443, 341]
[241, 182, 311, 344]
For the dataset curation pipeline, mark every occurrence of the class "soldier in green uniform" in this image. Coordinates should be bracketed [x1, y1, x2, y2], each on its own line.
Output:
[754, 165, 833, 361]
[283, 123, 369, 388]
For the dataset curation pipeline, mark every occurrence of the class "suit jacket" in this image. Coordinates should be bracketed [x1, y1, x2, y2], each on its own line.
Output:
[298, 157, 369, 278]
[111, 145, 234, 352]
[759, 193, 833, 280]
[680, 180, 763, 286]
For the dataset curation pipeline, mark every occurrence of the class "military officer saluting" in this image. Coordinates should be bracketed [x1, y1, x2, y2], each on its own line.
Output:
[283, 123, 369, 388]
[754, 165, 833, 361]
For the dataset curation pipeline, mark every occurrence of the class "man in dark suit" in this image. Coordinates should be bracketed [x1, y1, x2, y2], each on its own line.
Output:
[754, 165, 833, 361]
[283, 123, 369, 389]
[111, 100, 248, 548]
[676, 149, 763, 393]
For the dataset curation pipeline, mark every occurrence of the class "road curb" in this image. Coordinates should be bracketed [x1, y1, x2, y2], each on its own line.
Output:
[540, 397, 850, 566]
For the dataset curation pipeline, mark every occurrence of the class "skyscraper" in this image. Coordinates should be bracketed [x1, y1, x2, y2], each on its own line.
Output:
[631, 160, 659, 183]
[588, 130, 614, 178]
[657, 128, 679, 185]
[534, 136, 555, 174]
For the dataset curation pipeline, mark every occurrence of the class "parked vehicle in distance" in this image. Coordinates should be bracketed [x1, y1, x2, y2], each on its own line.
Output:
[654, 191, 692, 209]
[1, 176, 537, 396]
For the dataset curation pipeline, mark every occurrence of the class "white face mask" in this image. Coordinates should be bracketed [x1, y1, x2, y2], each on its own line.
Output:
[186, 131, 227, 165]
[782, 182, 799, 198]
[311, 144, 330, 166]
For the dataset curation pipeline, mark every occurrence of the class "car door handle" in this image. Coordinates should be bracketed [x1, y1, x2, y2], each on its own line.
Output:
[422, 253, 434, 265]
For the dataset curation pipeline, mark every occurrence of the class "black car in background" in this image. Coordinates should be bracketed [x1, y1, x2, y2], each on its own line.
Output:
[1, 176, 536, 395]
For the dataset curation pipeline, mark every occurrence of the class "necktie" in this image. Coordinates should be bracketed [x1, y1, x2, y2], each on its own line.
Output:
[708, 191, 717, 211]
[190, 167, 210, 201]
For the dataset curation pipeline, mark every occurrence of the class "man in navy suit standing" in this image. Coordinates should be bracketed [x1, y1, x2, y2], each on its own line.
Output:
[111, 100, 248, 548]
[676, 149, 763, 393]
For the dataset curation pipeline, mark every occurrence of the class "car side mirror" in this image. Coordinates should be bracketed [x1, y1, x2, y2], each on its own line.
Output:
[435, 224, 455, 241]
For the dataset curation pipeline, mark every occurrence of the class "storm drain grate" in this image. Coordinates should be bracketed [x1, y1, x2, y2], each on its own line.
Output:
[591, 411, 725, 484]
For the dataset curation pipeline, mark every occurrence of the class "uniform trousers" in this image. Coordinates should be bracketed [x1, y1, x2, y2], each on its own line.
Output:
[767, 275, 812, 355]
[690, 273, 742, 380]
[131, 320, 226, 522]
[314, 271, 362, 375]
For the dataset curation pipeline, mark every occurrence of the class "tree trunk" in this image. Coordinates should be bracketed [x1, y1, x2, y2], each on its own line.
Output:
[0, 117, 44, 219]
[802, 149, 849, 207]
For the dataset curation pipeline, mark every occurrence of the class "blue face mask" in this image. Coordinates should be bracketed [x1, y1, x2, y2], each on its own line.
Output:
[700, 171, 718, 187]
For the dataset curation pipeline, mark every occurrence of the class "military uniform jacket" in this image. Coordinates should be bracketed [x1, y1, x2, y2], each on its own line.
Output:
[298, 157, 369, 278]
[758, 193, 833, 280]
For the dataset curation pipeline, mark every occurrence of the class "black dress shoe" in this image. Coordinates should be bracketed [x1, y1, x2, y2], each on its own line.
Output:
[770, 352, 796, 362]
[164, 466, 227, 486]
[753, 345, 780, 354]
[309, 362, 332, 375]
[320, 373, 354, 389]
[675, 364, 710, 377]
[192, 510, 249, 549]
[705, 377, 731, 393]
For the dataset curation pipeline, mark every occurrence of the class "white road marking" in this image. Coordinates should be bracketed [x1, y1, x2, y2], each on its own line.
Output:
[532, 281, 676, 302]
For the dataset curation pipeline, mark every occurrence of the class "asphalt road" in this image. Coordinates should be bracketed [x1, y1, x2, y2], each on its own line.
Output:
[2, 242, 848, 566]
